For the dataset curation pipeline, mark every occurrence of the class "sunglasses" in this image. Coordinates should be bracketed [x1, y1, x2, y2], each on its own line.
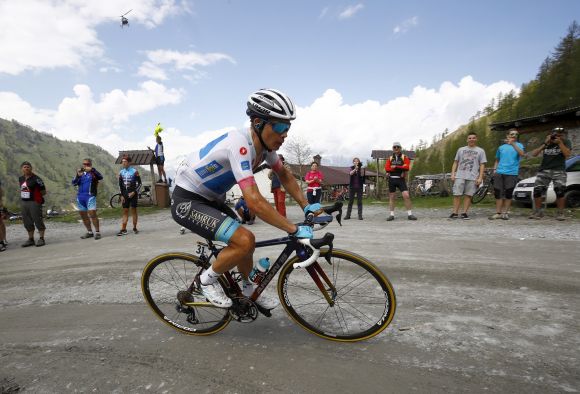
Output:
[393, 146, 401, 149]
[269, 121, 291, 134]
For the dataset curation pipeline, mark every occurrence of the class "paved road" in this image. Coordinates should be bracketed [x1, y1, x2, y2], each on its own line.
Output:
[1, 205, 579, 393]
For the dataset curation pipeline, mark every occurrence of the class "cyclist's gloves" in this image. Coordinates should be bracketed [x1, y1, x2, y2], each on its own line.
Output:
[291, 225, 313, 239]
[303, 203, 321, 215]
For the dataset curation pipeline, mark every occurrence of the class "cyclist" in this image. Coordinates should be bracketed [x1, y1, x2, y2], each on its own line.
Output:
[385, 142, 417, 221]
[172, 88, 317, 309]
[72, 158, 103, 239]
[117, 155, 142, 235]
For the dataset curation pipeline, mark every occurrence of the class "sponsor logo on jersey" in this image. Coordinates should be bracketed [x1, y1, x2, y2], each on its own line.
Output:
[194, 160, 223, 179]
[240, 147, 247, 155]
[241, 160, 250, 171]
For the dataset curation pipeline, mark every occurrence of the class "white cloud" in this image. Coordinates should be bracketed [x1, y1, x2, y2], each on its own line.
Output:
[0, 81, 184, 153]
[393, 16, 419, 35]
[338, 4, 364, 20]
[137, 49, 236, 80]
[0, 0, 188, 75]
[282, 76, 518, 165]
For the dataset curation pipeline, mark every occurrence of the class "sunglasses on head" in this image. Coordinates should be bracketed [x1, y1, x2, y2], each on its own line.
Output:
[268, 121, 291, 134]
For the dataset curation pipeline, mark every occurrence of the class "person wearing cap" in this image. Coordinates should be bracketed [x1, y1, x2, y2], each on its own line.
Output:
[19, 161, 47, 247]
[528, 126, 572, 220]
[489, 129, 525, 220]
[450, 132, 487, 220]
[385, 143, 417, 221]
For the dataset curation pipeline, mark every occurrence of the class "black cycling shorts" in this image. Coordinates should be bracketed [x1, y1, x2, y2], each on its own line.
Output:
[171, 186, 240, 244]
[388, 178, 408, 193]
[122, 194, 138, 208]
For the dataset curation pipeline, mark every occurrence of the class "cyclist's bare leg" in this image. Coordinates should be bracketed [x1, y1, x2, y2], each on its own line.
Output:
[495, 198, 503, 213]
[121, 208, 129, 230]
[88, 209, 100, 232]
[388, 193, 396, 212]
[502, 198, 513, 213]
[131, 207, 138, 229]
[401, 191, 413, 210]
[79, 211, 92, 232]
[212, 226, 255, 277]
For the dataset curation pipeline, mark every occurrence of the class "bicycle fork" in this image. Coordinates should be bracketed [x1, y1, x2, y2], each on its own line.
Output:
[305, 262, 337, 307]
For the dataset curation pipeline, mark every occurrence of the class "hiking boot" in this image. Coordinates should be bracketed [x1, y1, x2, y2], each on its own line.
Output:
[255, 292, 279, 310]
[117, 229, 128, 236]
[449, 213, 459, 219]
[461, 213, 470, 220]
[35, 238, 45, 247]
[80, 232, 94, 239]
[556, 212, 566, 221]
[489, 213, 502, 220]
[408, 214, 417, 221]
[386, 215, 395, 221]
[358, 216, 363, 220]
[94, 232, 101, 240]
[21, 239, 35, 248]
[501, 213, 510, 220]
[198, 279, 232, 308]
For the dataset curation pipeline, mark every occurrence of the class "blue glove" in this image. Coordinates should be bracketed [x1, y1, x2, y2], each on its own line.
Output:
[303, 203, 321, 215]
[292, 225, 313, 239]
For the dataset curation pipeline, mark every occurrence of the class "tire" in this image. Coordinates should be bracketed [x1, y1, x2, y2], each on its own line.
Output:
[110, 193, 123, 208]
[471, 186, 488, 204]
[278, 249, 396, 342]
[564, 189, 580, 208]
[141, 252, 232, 336]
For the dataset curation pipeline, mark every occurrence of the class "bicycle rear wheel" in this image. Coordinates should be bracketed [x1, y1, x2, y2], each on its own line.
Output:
[141, 252, 231, 335]
[110, 193, 122, 208]
[278, 249, 396, 342]
[471, 185, 488, 204]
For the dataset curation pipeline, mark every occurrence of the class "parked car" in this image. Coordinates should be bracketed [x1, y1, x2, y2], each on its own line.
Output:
[513, 155, 580, 208]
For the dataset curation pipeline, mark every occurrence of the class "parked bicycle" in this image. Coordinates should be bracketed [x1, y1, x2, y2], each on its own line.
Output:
[141, 202, 396, 342]
[110, 185, 153, 208]
[471, 174, 494, 204]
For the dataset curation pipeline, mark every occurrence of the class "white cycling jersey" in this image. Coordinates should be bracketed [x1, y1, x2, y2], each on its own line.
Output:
[175, 129, 281, 201]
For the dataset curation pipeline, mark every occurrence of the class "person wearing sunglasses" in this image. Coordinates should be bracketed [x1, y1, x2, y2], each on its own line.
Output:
[171, 88, 317, 309]
[489, 129, 525, 220]
[385, 143, 417, 221]
[72, 158, 104, 239]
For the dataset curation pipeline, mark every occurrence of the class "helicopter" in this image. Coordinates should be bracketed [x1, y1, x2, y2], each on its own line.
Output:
[119, 9, 132, 28]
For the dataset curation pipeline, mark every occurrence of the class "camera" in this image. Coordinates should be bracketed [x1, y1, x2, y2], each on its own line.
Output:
[550, 131, 558, 140]
[357, 162, 362, 168]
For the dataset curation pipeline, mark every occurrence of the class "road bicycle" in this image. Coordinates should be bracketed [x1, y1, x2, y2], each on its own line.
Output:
[471, 174, 494, 204]
[141, 202, 396, 342]
[109, 185, 153, 208]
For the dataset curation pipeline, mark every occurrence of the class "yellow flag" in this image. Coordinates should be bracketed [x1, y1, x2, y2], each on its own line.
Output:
[154, 122, 163, 137]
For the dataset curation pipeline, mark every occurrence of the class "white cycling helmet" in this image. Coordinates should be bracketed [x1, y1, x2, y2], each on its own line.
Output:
[247, 88, 296, 121]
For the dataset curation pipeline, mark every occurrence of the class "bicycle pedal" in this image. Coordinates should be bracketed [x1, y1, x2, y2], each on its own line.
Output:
[255, 303, 272, 318]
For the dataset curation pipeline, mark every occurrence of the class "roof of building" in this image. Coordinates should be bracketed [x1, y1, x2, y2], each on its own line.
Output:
[489, 105, 580, 131]
[371, 150, 416, 160]
[115, 150, 156, 165]
[287, 164, 384, 185]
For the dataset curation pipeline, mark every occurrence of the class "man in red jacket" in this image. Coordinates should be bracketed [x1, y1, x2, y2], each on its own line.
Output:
[385, 142, 417, 221]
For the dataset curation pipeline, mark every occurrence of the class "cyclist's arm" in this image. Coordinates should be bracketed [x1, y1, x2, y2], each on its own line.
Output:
[134, 171, 142, 194]
[240, 182, 297, 233]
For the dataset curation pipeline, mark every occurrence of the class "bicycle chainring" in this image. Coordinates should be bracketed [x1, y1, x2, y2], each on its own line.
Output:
[229, 297, 258, 323]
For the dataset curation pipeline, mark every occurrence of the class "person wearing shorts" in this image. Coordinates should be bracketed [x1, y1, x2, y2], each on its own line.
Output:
[528, 127, 572, 220]
[489, 130, 525, 220]
[117, 156, 142, 235]
[450, 133, 487, 220]
[151, 135, 167, 183]
[385, 143, 416, 221]
[72, 158, 103, 239]
[19, 161, 47, 247]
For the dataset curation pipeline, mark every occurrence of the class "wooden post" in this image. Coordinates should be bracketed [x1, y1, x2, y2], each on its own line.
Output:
[375, 157, 380, 200]
[150, 163, 157, 205]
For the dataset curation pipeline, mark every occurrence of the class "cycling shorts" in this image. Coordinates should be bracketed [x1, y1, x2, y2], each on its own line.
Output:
[156, 155, 165, 165]
[122, 194, 138, 209]
[171, 186, 240, 244]
[388, 178, 408, 193]
[77, 195, 97, 211]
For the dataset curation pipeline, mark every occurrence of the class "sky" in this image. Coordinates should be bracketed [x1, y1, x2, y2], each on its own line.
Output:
[1, 0, 579, 169]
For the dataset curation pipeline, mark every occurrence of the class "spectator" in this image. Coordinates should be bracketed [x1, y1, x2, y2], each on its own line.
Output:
[450, 132, 487, 220]
[72, 158, 103, 239]
[305, 162, 324, 204]
[269, 154, 291, 217]
[149, 136, 167, 183]
[385, 143, 417, 221]
[489, 130, 525, 220]
[235, 196, 256, 224]
[345, 157, 365, 220]
[0, 179, 6, 251]
[529, 127, 572, 220]
[19, 161, 47, 247]
[117, 156, 142, 236]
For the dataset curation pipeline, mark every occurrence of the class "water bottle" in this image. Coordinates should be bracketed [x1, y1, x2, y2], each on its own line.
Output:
[249, 257, 270, 285]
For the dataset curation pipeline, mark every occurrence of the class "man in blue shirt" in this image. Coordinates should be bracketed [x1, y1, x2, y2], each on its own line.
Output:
[73, 158, 104, 238]
[490, 130, 525, 220]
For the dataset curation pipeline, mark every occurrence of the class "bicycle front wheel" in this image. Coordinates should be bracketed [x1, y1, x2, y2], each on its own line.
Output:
[471, 186, 488, 204]
[110, 193, 122, 208]
[141, 253, 231, 336]
[278, 249, 396, 342]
